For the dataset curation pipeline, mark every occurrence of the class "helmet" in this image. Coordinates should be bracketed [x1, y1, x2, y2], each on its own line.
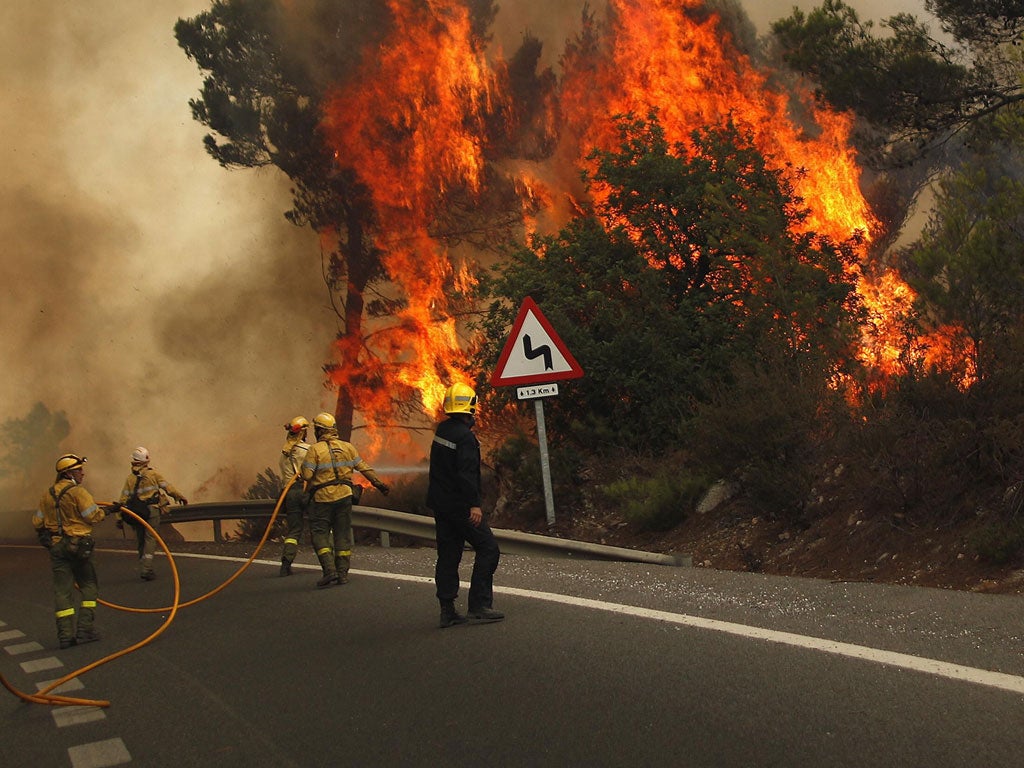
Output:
[131, 447, 150, 464]
[443, 383, 477, 415]
[313, 412, 336, 431]
[55, 453, 87, 474]
[286, 416, 310, 434]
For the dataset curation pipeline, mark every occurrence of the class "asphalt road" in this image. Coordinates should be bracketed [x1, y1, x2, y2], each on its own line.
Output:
[3, 542, 1024, 767]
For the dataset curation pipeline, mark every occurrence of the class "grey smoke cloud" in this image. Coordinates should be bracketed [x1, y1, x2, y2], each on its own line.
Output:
[0, 0, 927, 537]
[0, 1, 330, 535]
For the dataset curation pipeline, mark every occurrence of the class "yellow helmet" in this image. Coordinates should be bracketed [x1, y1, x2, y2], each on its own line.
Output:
[443, 383, 477, 415]
[313, 412, 336, 431]
[286, 416, 310, 435]
[55, 453, 87, 474]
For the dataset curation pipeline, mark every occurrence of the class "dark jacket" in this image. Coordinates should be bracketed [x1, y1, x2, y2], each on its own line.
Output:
[426, 416, 481, 514]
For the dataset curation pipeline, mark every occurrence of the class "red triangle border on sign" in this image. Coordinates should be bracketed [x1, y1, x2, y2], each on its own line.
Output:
[490, 297, 584, 386]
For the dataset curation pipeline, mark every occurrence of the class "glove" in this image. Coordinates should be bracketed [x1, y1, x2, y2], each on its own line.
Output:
[374, 482, 391, 496]
[107, 502, 124, 513]
[177, 497, 188, 506]
[36, 529, 53, 549]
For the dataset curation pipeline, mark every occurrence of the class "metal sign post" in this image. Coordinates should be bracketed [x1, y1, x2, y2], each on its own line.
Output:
[491, 298, 584, 530]
[534, 399, 556, 526]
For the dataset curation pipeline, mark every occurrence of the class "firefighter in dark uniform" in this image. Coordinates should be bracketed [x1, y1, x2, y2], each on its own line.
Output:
[300, 412, 390, 588]
[115, 447, 188, 580]
[278, 416, 311, 576]
[427, 383, 503, 628]
[32, 454, 107, 649]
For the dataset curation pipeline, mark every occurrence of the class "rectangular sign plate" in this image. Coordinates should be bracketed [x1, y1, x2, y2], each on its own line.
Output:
[516, 383, 559, 400]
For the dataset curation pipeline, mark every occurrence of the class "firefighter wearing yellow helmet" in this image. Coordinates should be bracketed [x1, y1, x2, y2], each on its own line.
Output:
[300, 411, 390, 587]
[115, 446, 189, 581]
[427, 383, 503, 627]
[31, 454, 107, 649]
[278, 416, 311, 576]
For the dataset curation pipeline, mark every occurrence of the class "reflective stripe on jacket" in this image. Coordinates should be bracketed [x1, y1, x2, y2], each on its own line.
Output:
[117, 466, 186, 507]
[300, 437, 380, 503]
[33, 478, 105, 539]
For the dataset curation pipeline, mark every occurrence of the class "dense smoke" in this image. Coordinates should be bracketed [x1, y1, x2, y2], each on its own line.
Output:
[0, 0, 923, 537]
[0, 1, 329, 534]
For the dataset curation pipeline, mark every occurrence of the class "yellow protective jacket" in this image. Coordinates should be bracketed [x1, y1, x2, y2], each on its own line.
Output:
[117, 466, 186, 512]
[33, 478, 106, 542]
[280, 437, 311, 487]
[300, 435, 381, 503]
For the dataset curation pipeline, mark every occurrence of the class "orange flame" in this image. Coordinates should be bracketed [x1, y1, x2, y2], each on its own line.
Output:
[315, 0, 951, 444]
[556, 0, 930, 378]
[320, 0, 492, 447]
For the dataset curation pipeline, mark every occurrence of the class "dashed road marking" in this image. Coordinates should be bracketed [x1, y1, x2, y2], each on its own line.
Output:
[5, 640, 44, 655]
[68, 737, 131, 768]
[0, 628, 26, 643]
[53, 705, 107, 727]
[21, 656, 63, 674]
[37, 676, 85, 692]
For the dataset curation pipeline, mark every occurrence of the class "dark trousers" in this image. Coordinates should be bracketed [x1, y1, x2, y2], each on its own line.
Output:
[433, 511, 500, 610]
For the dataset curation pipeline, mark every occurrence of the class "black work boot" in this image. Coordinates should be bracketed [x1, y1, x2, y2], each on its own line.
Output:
[57, 616, 76, 649]
[439, 600, 467, 629]
[467, 606, 505, 623]
[75, 628, 101, 645]
[280, 559, 293, 577]
[335, 555, 351, 584]
[317, 572, 341, 589]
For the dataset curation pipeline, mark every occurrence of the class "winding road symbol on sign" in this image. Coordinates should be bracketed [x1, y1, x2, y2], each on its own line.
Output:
[522, 334, 553, 371]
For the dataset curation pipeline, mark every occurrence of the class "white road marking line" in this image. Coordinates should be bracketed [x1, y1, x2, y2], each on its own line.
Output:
[5, 640, 44, 655]
[68, 737, 131, 768]
[21, 656, 63, 674]
[158, 552, 1024, 696]
[0, 628, 26, 642]
[37, 676, 85, 693]
[53, 705, 107, 727]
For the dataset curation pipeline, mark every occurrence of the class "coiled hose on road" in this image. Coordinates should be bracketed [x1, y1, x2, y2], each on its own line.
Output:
[1, 476, 292, 708]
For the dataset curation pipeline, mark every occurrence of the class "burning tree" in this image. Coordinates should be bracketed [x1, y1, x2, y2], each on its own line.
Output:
[479, 115, 860, 453]
[175, 0, 543, 447]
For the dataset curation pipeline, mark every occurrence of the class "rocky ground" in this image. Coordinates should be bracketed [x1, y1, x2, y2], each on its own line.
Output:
[531, 500, 1024, 595]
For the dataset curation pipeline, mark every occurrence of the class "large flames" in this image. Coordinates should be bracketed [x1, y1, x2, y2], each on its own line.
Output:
[320, 0, 496, 450]
[317, 0, 934, 446]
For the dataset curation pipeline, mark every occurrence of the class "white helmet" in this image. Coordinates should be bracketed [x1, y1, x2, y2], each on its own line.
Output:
[131, 446, 150, 464]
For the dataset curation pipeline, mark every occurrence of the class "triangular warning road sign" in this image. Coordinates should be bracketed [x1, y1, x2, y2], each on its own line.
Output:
[490, 297, 584, 386]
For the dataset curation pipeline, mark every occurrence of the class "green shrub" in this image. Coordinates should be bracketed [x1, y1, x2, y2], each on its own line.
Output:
[600, 471, 710, 532]
[967, 519, 1024, 565]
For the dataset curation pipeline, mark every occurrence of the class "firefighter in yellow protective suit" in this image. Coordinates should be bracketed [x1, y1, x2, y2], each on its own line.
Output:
[278, 416, 311, 576]
[115, 446, 188, 580]
[32, 454, 107, 649]
[300, 412, 390, 588]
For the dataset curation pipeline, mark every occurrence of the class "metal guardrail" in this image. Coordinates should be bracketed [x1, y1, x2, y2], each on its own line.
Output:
[163, 501, 689, 567]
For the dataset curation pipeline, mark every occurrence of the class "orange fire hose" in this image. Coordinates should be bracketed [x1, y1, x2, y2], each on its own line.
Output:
[98, 474, 291, 613]
[1, 477, 292, 708]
